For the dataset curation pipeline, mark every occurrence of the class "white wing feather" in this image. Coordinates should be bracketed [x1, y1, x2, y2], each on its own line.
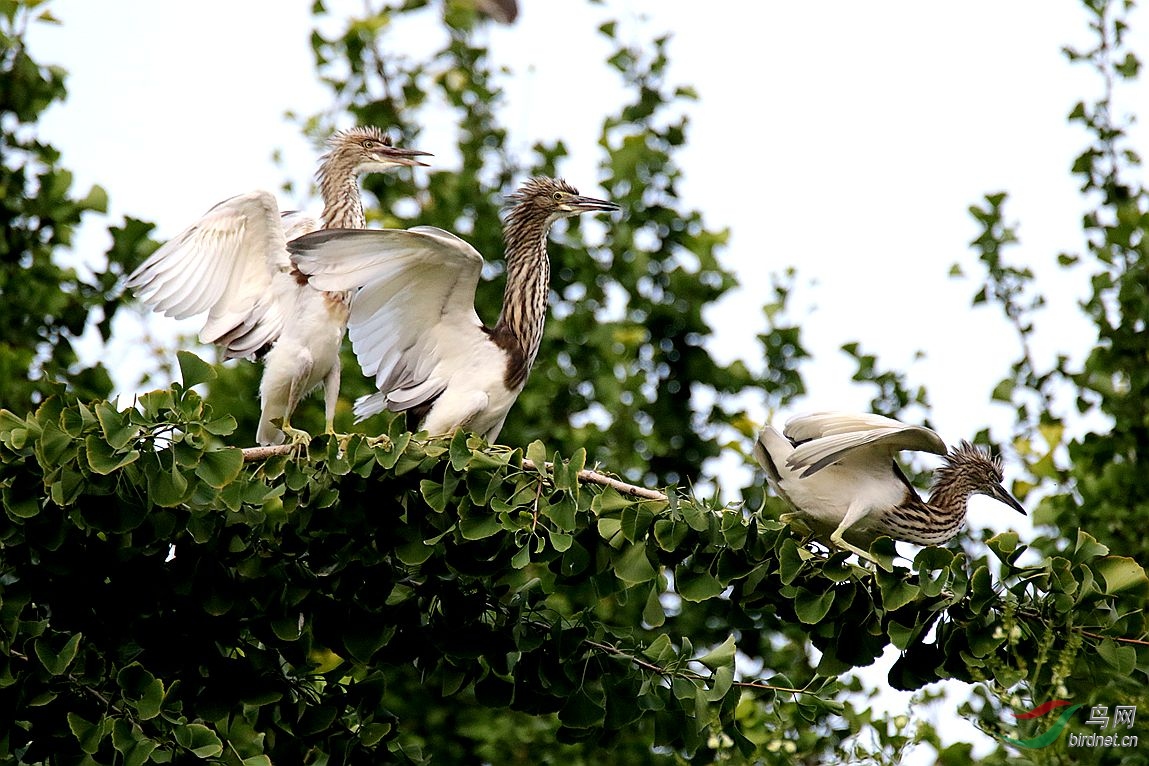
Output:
[125, 192, 316, 359]
[783, 411, 947, 477]
[291, 226, 485, 415]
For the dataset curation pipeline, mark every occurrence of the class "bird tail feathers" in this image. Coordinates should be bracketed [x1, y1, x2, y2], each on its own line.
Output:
[753, 426, 792, 486]
[353, 392, 390, 423]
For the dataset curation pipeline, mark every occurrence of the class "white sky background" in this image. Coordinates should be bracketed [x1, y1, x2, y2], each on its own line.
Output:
[26, 0, 1131, 454]
[24, 1, 1146, 758]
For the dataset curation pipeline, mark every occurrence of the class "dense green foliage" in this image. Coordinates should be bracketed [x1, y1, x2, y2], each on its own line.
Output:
[3, 0, 1149, 763]
[1, 355, 1145, 763]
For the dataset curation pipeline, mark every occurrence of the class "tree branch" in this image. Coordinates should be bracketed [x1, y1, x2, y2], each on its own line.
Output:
[584, 639, 810, 696]
[239, 443, 668, 501]
[241, 444, 297, 462]
[1081, 629, 1149, 647]
[521, 459, 667, 501]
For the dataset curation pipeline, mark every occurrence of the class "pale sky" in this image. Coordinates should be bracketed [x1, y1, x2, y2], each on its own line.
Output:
[23, 1, 1145, 758]
[27, 1, 1130, 442]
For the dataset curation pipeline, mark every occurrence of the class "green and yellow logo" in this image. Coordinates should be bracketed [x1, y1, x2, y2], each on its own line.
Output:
[1003, 700, 1084, 749]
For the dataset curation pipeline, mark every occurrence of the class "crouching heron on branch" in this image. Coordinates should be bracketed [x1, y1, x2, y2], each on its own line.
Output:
[125, 127, 430, 445]
[290, 176, 619, 442]
[753, 411, 1026, 563]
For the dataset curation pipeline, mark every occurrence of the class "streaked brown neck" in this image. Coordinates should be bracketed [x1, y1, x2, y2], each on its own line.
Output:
[876, 463, 967, 545]
[491, 209, 554, 389]
[927, 481, 970, 520]
[317, 157, 366, 230]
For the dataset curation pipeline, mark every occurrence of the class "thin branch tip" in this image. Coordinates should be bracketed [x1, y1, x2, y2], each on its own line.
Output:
[521, 458, 667, 501]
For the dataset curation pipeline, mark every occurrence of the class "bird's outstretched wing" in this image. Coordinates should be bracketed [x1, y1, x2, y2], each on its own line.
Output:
[290, 226, 486, 416]
[783, 411, 947, 477]
[125, 191, 314, 359]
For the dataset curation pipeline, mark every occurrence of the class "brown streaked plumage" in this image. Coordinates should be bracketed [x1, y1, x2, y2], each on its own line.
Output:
[125, 127, 430, 445]
[752, 412, 1026, 563]
[290, 177, 619, 442]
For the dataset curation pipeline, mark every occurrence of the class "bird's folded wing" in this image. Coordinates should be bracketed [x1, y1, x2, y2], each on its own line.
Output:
[290, 226, 485, 408]
[125, 191, 310, 358]
[782, 411, 911, 442]
[783, 412, 947, 476]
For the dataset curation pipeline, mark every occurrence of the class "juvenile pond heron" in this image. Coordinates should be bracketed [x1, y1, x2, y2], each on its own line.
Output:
[752, 411, 1026, 563]
[125, 127, 430, 445]
[290, 177, 619, 442]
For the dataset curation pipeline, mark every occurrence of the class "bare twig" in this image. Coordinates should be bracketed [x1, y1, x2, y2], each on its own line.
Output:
[732, 678, 813, 695]
[584, 639, 809, 696]
[1081, 629, 1149, 647]
[239, 442, 668, 501]
[241, 444, 296, 462]
[585, 639, 671, 677]
[521, 459, 667, 501]
[1014, 606, 1149, 648]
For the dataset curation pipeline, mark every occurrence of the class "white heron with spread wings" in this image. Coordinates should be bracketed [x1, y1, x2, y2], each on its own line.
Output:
[126, 127, 430, 444]
[290, 177, 618, 442]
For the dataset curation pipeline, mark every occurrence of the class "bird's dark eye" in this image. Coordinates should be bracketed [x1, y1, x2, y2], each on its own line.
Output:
[552, 191, 564, 201]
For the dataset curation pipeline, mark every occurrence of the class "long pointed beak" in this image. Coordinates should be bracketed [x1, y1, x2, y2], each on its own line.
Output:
[989, 483, 1027, 515]
[379, 147, 433, 167]
[570, 194, 620, 214]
